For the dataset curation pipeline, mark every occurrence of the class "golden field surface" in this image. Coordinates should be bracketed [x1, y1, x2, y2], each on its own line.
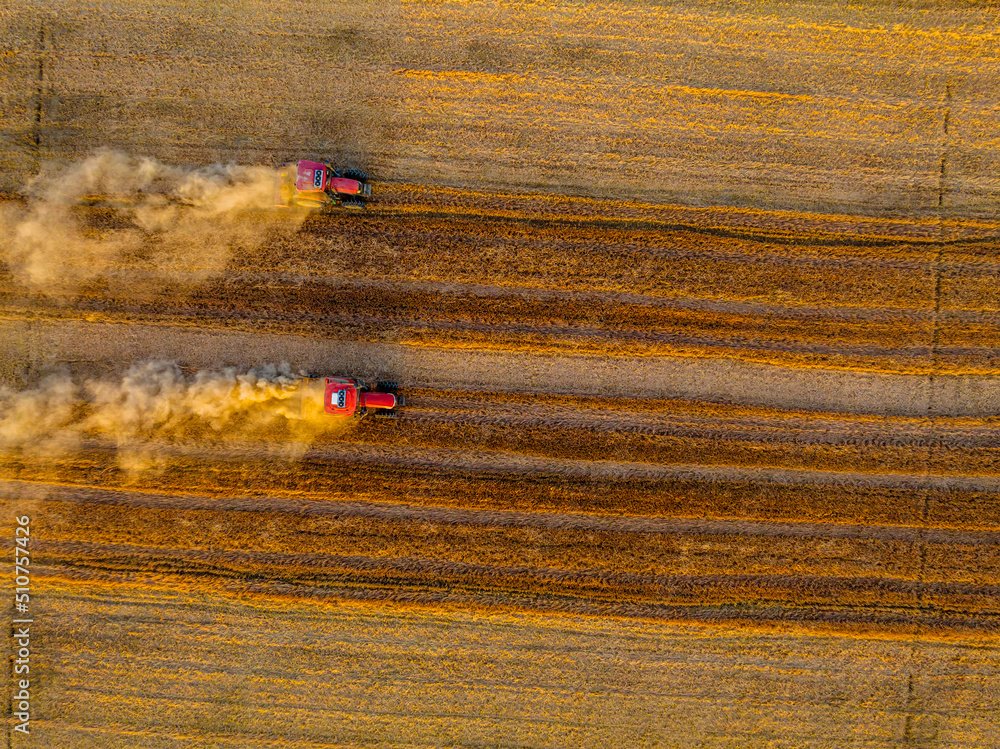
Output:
[2, 0, 1000, 747]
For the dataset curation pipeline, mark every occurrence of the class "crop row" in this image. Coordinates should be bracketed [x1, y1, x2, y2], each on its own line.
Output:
[5, 445, 999, 529]
[28, 532, 1000, 626]
[3, 188, 996, 371]
[34, 496, 1000, 586]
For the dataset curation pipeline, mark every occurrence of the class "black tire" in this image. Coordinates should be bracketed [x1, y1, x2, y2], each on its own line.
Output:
[341, 196, 366, 210]
[376, 381, 398, 392]
[373, 410, 399, 420]
[343, 169, 368, 182]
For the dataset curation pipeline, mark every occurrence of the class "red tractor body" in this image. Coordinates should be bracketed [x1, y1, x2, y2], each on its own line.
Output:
[275, 160, 372, 210]
[322, 377, 403, 418]
[294, 160, 329, 192]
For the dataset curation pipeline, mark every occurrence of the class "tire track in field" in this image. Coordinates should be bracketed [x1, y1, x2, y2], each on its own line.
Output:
[373, 184, 1000, 242]
[2, 317, 998, 416]
[149, 439, 1000, 493]
[19, 264, 996, 328]
[8, 480, 1000, 546]
[5, 189, 1000, 370]
[401, 391, 999, 448]
[0, 295, 942, 362]
[210, 273, 984, 325]
[29, 540, 1000, 629]
[6, 194, 1000, 371]
[361, 196, 1000, 276]
[24, 432, 1000, 494]
[42, 562, 984, 631]
[0, 295, 954, 377]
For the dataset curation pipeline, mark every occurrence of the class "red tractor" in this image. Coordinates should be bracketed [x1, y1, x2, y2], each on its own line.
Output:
[321, 378, 404, 419]
[275, 160, 372, 210]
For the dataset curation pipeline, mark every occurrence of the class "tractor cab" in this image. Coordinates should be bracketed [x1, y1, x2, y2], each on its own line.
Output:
[324, 377, 361, 418]
[295, 161, 329, 192]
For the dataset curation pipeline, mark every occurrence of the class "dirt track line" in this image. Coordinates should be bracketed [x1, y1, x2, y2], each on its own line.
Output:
[396, 396, 1000, 452]
[400, 403, 950, 446]
[374, 184, 1000, 241]
[21, 434, 999, 492]
[364, 200, 1000, 271]
[7, 266, 950, 322]
[372, 191, 950, 244]
[2, 319, 998, 415]
[40, 563, 984, 632]
[64, 308, 939, 361]
[136, 438, 1000, 493]
[360, 209, 945, 271]
[6, 480, 999, 545]
[404, 388, 962, 426]
[31, 540, 1000, 615]
[0, 303, 951, 370]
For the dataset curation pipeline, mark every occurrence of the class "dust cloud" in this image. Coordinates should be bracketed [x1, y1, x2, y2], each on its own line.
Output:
[0, 361, 342, 472]
[0, 150, 305, 291]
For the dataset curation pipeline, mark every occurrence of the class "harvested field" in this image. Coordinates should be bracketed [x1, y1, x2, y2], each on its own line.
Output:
[3, 0, 1000, 747]
[5, 184, 1000, 374]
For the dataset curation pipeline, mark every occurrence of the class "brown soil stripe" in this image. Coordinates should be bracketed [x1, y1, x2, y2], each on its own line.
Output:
[6, 480, 1000, 546]
[30, 542, 1000, 626]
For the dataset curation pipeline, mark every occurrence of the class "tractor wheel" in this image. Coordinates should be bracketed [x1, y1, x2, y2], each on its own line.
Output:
[373, 410, 399, 420]
[376, 381, 398, 392]
[343, 169, 368, 182]
[342, 196, 366, 210]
